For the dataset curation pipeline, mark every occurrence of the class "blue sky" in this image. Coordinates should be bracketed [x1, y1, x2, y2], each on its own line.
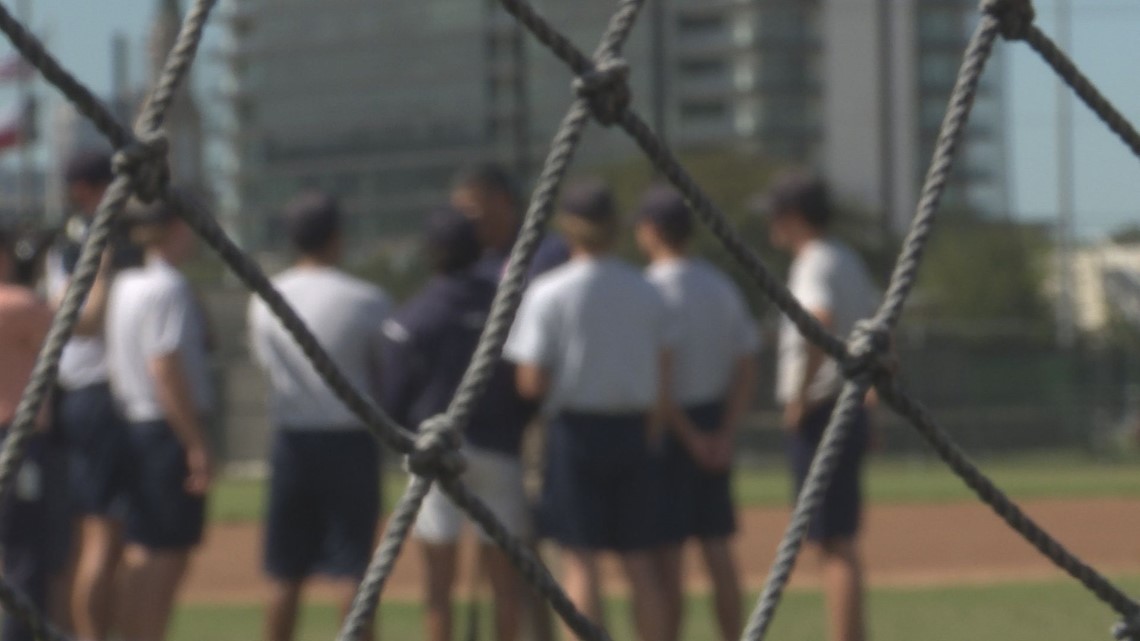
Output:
[15, 0, 1140, 239]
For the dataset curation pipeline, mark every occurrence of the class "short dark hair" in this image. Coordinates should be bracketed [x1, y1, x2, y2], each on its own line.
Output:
[425, 205, 481, 274]
[637, 183, 693, 247]
[451, 162, 521, 207]
[283, 191, 341, 255]
[760, 171, 832, 229]
[64, 150, 113, 187]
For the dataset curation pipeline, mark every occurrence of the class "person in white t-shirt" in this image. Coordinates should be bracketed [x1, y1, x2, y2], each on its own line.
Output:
[44, 151, 138, 641]
[635, 184, 759, 641]
[504, 180, 672, 641]
[106, 194, 214, 641]
[248, 192, 389, 641]
[761, 171, 879, 641]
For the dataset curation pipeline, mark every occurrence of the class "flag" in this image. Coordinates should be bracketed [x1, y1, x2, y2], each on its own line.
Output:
[0, 55, 31, 83]
[0, 96, 37, 151]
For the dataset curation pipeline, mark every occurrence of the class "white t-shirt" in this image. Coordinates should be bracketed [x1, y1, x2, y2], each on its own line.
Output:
[248, 266, 391, 430]
[777, 239, 879, 405]
[44, 248, 109, 390]
[646, 257, 760, 406]
[107, 257, 215, 423]
[504, 256, 674, 416]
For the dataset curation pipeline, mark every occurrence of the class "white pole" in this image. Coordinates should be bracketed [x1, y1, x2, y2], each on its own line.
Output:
[1055, 0, 1075, 349]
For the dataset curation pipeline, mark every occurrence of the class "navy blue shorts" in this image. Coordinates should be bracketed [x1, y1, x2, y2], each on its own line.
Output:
[265, 429, 381, 581]
[125, 421, 206, 550]
[659, 402, 736, 544]
[785, 399, 869, 542]
[540, 412, 662, 552]
[57, 383, 132, 518]
[0, 429, 70, 641]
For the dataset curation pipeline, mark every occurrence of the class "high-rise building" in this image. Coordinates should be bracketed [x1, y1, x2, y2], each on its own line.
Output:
[220, 0, 1007, 251]
[659, 0, 1008, 235]
[150, 0, 207, 194]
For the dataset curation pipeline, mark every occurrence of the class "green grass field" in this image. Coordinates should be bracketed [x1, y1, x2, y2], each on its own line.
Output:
[209, 451, 1140, 523]
[169, 575, 1140, 641]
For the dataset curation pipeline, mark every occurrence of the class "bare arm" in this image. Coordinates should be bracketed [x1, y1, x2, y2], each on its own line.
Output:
[515, 363, 550, 402]
[61, 252, 112, 337]
[658, 350, 706, 451]
[785, 308, 832, 429]
[719, 354, 757, 438]
[149, 351, 211, 494]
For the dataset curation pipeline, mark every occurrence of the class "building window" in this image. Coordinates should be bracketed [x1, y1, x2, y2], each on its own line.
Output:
[677, 14, 726, 36]
[678, 59, 728, 78]
[919, 53, 959, 90]
[680, 100, 729, 122]
[919, 7, 964, 42]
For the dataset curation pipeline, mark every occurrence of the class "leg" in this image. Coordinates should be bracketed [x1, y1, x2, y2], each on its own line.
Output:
[118, 545, 189, 641]
[698, 538, 742, 641]
[559, 548, 604, 633]
[618, 550, 667, 641]
[331, 579, 374, 641]
[264, 580, 303, 641]
[480, 543, 522, 641]
[654, 544, 685, 641]
[816, 539, 865, 641]
[421, 542, 459, 641]
[71, 516, 125, 641]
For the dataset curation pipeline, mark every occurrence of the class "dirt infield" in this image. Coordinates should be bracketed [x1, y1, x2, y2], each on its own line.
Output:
[183, 497, 1140, 603]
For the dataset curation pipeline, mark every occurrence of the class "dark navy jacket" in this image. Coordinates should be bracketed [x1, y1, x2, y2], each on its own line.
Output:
[382, 273, 537, 456]
[472, 234, 570, 285]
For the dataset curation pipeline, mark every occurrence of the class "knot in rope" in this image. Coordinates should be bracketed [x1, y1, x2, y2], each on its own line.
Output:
[843, 320, 893, 381]
[113, 131, 170, 203]
[981, 0, 1035, 40]
[406, 414, 466, 480]
[573, 57, 631, 127]
[1114, 614, 1140, 641]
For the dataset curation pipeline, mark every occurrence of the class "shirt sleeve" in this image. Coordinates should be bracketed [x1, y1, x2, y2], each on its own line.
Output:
[790, 251, 834, 313]
[246, 296, 267, 367]
[503, 288, 556, 366]
[731, 290, 762, 354]
[142, 283, 192, 359]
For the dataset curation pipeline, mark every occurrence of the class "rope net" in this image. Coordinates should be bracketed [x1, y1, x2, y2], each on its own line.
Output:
[0, 0, 1137, 639]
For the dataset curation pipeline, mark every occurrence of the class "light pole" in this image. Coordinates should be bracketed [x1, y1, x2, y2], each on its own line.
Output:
[1054, 0, 1076, 349]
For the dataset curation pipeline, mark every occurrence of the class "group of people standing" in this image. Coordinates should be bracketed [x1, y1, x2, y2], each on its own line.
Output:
[0, 151, 214, 641]
[0, 154, 879, 641]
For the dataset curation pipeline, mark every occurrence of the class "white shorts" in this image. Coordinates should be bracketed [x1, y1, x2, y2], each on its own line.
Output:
[413, 445, 530, 544]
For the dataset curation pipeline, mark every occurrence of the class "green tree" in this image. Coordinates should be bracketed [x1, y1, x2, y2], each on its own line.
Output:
[911, 219, 1051, 334]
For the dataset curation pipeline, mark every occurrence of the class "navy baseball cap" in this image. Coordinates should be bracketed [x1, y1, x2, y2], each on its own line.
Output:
[751, 170, 832, 228]
[65, 150, 113, 186]
[560, 179, 616, 225]
[284, 191, 341, 253]
[425, 204, 481, 273]
[637, 183, 693, 242]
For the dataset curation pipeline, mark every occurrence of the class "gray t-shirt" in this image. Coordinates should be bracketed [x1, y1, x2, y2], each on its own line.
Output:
[505, 256, 674, 416]
[248, 266, 391, 430]
[107, 257, 215, 422]
[647, 258, 760, 406]
[777, 239, 879, 405]
[44, 248, 109, 390]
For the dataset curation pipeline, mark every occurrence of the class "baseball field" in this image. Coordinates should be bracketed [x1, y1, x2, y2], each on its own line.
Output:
[162, 451, 1140, 640]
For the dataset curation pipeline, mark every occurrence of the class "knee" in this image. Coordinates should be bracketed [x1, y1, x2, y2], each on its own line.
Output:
[817, 538, 858, 563]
